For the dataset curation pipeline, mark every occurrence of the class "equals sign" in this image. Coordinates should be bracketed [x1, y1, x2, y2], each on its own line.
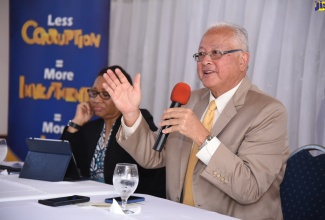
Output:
[54, 113, 61, 122]
[56, 60, 64, 68]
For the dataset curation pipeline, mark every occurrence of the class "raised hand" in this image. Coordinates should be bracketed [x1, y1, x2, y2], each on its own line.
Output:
[102, 68, 141, 126]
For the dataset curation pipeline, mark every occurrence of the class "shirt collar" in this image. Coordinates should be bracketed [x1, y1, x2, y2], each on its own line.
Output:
[209, 79, 244, 114]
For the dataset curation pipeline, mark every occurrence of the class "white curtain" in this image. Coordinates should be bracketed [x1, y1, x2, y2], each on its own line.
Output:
[109, 0, 325, 153]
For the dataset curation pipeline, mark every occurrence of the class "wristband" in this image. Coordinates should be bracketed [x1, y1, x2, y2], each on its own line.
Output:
[68, 120, 82, 130]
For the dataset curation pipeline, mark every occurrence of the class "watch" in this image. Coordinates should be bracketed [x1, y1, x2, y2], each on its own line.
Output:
[198, 135, 214, 150]
[68, 120, 82, 130]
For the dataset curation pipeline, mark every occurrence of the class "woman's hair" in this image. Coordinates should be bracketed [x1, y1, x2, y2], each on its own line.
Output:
[97, 65, 133, 85]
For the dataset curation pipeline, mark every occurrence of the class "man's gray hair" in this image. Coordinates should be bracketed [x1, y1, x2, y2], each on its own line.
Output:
[207, 22, 249, 52]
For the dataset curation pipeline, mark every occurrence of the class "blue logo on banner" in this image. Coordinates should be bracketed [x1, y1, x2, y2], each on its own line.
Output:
[315, 1, 325, 11]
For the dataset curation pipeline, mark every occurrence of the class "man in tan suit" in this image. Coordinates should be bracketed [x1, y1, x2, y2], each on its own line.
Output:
[103, 22, 289, 220]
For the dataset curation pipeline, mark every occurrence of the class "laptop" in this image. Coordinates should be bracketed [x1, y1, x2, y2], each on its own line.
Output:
[19, 138, 87, 182]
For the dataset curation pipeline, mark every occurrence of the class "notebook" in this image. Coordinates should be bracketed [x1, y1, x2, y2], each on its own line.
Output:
[19, 138, 86, 182]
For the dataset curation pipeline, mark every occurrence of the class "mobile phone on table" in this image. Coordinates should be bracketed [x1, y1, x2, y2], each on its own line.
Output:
[38, 195, 90, 207]
[105, 196, 145, 204]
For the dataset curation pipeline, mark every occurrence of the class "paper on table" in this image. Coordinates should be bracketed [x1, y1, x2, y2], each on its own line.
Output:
[109, 199, 141, 215]
[0, 169, 8, 175]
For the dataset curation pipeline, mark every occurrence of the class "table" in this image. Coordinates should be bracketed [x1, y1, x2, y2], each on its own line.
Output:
[0, 174, 239, 220]
[0, 174, 115, 202]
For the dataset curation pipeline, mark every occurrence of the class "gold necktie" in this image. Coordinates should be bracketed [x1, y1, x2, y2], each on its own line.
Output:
[183, 100, 216, 206]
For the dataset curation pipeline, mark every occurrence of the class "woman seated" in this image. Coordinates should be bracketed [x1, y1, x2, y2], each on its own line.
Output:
[61, 65, 166, 198]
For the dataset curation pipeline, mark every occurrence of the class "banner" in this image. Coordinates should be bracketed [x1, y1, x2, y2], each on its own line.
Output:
[9, 0, 110, 160]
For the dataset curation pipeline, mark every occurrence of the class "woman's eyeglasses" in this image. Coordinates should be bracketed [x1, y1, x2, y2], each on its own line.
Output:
[87, 89, 110, 100]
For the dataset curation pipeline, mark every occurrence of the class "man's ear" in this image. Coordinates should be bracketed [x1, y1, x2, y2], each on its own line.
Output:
[239, 52, 250, 71]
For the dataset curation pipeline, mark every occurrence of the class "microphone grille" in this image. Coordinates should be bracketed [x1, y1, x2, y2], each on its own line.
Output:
[170, 82, 191, 105]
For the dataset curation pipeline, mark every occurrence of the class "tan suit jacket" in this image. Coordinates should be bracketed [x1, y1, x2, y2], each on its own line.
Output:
[117, 77, 289, 220]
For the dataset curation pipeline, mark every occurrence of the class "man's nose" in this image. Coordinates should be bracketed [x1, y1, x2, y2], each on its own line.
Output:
[202, 53, 213, 65]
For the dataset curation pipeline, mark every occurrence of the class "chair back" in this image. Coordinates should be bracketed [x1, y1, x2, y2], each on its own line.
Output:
[280, 144, 325, 220]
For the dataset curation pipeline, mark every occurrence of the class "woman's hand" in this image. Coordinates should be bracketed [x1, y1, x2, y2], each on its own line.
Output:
[72, 102, 93, 125]
[67, 102, 93, 133]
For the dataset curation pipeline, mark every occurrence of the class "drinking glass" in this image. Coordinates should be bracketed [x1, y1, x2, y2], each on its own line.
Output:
[113, 163, 139, 214]
[0, 139, 8, 163]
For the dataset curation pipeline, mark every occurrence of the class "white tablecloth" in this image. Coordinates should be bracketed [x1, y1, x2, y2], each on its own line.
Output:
[0, 174, 239, 220]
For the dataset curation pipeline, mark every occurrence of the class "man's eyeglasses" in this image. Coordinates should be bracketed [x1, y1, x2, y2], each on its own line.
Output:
[87, 89, 110, 100]
[193, 49, 243, 62]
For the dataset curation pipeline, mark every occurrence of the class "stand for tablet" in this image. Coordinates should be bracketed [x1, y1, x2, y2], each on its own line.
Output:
[19, 138, 83, 182]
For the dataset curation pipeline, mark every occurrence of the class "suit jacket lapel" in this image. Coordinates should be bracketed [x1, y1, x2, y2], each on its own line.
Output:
[180, 77, 252, 176]
[212, 76, 252, 136]
[193, 90, 210, 121]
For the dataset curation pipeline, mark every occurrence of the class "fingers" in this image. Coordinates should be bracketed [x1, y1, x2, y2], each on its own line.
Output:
[159, 109, 186, 132]
[161, 108, 188, 121]
[80, 102, 92, 115]
[160, 118, 179, 133]
[114, 68, 130, 84]
[159, 108, 200, 137]
[102, 68, 137, 92]
[75, 102, 92, 121]
[102, 71, 115, 94]
[133, 73, 141, 92]
[105, 68, 130, 87]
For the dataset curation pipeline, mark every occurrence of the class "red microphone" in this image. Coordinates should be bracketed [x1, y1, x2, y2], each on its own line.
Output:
[152, 83, 191, 152]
